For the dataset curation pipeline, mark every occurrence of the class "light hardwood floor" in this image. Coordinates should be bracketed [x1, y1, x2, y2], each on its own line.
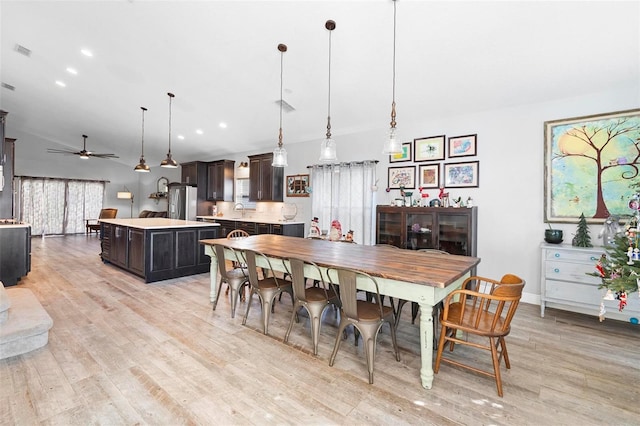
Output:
[1, 235, 639, 425]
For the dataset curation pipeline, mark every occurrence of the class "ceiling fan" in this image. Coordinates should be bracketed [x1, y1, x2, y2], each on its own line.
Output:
[47, 134, 119, 159]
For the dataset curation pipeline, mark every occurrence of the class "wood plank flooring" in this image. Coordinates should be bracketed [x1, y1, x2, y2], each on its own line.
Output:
[1, 235, 639, 425]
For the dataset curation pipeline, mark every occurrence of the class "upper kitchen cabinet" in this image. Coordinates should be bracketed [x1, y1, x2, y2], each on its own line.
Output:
[248, 153, 283, 202]
[206, 160, 234, 201]
[180, 161, 209, 215]
[0, 110, 16, 219]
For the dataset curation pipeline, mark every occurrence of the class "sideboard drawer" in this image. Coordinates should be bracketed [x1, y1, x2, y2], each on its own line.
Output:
[545, 248, 602, 264]
[544, 279, 603, 306]
[545, 260, 602, 285]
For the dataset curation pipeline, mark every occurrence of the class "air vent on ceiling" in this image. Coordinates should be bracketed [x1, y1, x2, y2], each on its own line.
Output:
[14, 44, 32, 57]
[1, 82, 16, 91]
[275, 99, 295, 113]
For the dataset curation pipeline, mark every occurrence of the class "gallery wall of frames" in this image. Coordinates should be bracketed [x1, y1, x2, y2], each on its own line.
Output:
[387, 134, 479, 190]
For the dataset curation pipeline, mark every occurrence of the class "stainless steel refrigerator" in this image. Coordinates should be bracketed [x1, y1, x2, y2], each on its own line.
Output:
[167, 183, 198, 220]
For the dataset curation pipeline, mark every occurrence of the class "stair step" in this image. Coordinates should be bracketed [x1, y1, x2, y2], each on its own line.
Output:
[0, 288, 53, 360]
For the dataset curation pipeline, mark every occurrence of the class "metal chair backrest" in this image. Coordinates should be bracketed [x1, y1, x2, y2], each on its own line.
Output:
[241, 248, 281, 288]
[287, 257, 334, 303]
[214, 244, 245, 281]
[327, 267, 383, 320]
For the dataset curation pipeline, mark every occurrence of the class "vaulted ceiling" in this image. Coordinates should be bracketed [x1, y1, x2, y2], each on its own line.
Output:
[1, 1, 637, 167]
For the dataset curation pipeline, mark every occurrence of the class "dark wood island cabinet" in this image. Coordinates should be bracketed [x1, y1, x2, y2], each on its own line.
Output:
[100, 218, 219, 283]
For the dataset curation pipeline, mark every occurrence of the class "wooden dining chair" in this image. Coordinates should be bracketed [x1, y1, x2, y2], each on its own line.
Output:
[434, 274, 525, 397]
[241, 249, 293, 335]
[211, 245, 249, 319]
[283, 257, 340, 355]
[326, 266, 400, 384]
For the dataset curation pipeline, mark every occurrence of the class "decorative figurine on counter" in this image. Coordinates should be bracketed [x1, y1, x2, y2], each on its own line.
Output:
[309, 217, 321, 238]
[345, 230, 354, 242]
[329, 220, 342, 241]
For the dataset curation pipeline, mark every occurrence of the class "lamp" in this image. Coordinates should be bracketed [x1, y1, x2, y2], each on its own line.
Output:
[319, 20, 337, 163]
[382, 0, 402, 155]
[160, 92, 178, 168]
[117, 187, 134, 218]
[134, 106, 150, 172]
[238, 162, 248, 168]
[272, 43, 288, 167]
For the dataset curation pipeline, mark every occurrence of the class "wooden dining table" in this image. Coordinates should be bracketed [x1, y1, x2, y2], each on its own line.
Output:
[200, 234, 481, 390]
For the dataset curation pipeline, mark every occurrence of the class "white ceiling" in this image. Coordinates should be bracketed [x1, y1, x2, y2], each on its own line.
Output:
[1, 0, 638, 167]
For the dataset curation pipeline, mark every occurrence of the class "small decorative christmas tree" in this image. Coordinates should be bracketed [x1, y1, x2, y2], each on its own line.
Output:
[572, 212, 592, 247]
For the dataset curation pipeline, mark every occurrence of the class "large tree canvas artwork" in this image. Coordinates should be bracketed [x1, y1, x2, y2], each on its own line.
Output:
[545, 109, 640, 223]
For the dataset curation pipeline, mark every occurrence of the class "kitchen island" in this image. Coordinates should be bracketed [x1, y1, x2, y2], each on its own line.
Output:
[100, 218, 219, 283]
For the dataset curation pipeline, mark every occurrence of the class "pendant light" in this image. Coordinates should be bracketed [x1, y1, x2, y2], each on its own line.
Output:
[272, 43, 288, 167]
[160, 92, 178, 168]
[382, 0, 402, 155]
[319, 20, 337, 163]
[134, 106, 150, 172]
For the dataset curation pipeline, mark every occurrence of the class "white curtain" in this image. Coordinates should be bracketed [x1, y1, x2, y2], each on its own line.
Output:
[310, 160, 377, 245]
[16, 177, 105, 236]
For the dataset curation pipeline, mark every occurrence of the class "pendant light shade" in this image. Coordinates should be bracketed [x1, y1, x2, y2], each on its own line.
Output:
[134, 106, 150, 172]
[319, 20, 337, 163]
[272, 43, 288, 167]
[382, 0, 402, 155]
[160, 92, 178, 168]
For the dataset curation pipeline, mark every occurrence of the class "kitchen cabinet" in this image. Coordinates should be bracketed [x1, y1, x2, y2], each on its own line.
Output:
[100, 219, 219, 283]
[0, 224, 31, 286]
[181, 161, 211, 216]
[540, 243, 640, 322]
[248, 153, 283, 202]
[376, 206, 477, 256]
[206, 160, 235, 201]
[0, 110, 16, 219]
[203, 218, 304, 238]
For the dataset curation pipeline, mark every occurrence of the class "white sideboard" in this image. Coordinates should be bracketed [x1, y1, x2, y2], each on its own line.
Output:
[540, 243, 640, 322]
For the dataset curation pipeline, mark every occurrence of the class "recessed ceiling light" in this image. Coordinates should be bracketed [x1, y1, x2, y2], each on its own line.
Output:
[219, 122, 227, 129]
[55, 80, 66, 87]
[177, 135, 185, 140]
[81, 49, 93, 57]
[66, 67, 78, 75]
[195, 129, 203, 135]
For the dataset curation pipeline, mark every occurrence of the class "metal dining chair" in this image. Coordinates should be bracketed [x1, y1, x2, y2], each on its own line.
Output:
[283, 257, 340, 355]
[326, 266, 400, 384]
[212, 244, 249, 318]
[241, 248, 293, 335]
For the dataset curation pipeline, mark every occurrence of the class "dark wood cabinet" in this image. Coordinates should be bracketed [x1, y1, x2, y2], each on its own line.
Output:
[206, 160, 235, 201]
[0, 224, 31, 286]
[0, 110, 16, 219]
[181, 161, 211, 216]
[210, 219, 304, 238]
[376, 205, 477, 257]
[248, 153, 283, 202]
[101, 222, 219, 283]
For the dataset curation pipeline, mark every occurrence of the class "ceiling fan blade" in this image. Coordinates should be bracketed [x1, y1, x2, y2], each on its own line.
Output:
[47, 148, 79, 155]
[91, 153, 119, 159]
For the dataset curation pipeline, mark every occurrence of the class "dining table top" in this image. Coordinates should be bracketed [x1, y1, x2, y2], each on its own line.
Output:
[200, 234, 480, 289]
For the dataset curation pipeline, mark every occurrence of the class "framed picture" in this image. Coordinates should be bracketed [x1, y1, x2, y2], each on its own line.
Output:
[414, 135, 445, 162]
[448, 134, 477, 158]
[418, 164, 439, 189]
[389, 142, 412, 163]
[444, 161, 479, 188]
[388, 166, 416, 189]
[286, 174, 310, 197]
[544, 109, 640, 223]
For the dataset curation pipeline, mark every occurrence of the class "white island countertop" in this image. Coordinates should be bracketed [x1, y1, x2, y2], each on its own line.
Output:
[99, 218, 220, 229]
[196, 216, 304, 225]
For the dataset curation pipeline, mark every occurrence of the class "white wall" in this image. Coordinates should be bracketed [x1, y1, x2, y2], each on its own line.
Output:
[9, 84, 639, 304]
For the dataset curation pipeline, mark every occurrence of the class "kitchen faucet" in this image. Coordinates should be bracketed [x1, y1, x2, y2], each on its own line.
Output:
[234, 202, 245, 218]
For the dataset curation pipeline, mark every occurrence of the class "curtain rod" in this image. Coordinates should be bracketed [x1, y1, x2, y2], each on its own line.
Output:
[306, 160, 378, 169]
[16, 175, 110, 184]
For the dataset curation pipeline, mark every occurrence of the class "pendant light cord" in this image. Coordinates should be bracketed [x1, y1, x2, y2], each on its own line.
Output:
[390, 0, 397, 129]
[167, 93, 174, 155]
[140, 107, 146, 157]
[279, 47, 284, 148]
[326, 27, 332, 139]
